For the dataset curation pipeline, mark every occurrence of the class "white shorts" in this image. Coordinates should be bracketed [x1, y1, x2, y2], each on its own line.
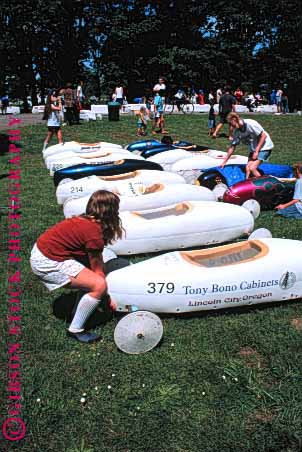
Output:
[30, 243, 85, 291]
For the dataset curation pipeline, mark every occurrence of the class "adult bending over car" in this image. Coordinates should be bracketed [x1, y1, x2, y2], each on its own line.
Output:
[220, 112, 274, 179]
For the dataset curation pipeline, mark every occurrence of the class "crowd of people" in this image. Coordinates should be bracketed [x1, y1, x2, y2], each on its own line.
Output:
[149, 82, 289, 113]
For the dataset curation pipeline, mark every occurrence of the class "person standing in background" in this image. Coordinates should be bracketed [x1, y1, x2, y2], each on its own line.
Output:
[152, 91, 168, 134]
[270, 89, 277, 105]
[216, 87, 222, 104]
[61, 83, 76, 125]
[281, 90, 289, 114]
[208, 90, 215, 104]
[76, 81, 85, 109]
[212, 87, 236, 139]
[114, 83, 124, 107]
[196, 90, 205, 105]
[234, 87, 243, 105]
[42, 90, 63, 150]
[275, 87, 283, 113]
[207, 102, 216, 136]
[1, 94, 9, 114]
[153, 77, 166, 101]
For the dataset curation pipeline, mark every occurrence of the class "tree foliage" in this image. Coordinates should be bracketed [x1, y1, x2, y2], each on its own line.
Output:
[0, 0, 301, 106]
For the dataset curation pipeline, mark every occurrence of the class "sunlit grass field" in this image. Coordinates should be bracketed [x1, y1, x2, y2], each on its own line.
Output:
[1, 113, 302, 452]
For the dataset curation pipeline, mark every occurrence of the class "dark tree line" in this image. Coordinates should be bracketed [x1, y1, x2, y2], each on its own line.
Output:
[1, 0, 302, 110]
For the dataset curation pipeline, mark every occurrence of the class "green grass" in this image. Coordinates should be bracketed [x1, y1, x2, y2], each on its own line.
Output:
[1, 114, 302, 452]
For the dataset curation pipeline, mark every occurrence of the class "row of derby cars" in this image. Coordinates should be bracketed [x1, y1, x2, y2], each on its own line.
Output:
[43, 139, 302, 314]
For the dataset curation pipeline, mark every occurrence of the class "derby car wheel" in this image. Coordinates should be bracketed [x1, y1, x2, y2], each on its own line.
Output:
[242, 199, 261, 219]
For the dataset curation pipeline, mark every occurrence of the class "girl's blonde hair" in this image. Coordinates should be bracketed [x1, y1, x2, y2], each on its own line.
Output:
[226, 112, 240, 123]
[84, 190, 124, 245]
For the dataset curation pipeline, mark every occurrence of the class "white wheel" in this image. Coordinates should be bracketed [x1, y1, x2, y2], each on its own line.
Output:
[114, 311, 163, 354]
[242, 199, 261, 219]
[183, 104, 194, 114]
[212, 183, 228, 200]
[248, 228, 272, 240]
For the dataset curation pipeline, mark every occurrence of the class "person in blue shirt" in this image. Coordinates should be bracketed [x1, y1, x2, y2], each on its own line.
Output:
[152, 92, 168, 134]
[1, 94, 9, 114]
[270, 89, 276, 105]
[276, 163, 302, 219]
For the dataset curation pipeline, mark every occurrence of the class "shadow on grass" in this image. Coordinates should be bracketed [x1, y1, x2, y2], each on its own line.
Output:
[52, 256, 130, 326]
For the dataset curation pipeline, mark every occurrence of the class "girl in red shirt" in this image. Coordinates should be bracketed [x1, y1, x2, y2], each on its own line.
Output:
[30, 190, 123, 343]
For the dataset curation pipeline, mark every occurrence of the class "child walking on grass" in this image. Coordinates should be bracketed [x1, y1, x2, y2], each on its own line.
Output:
[30, 190, 123, 344]
[208, 102, 216, 136]
[136, 106, 148, 136]
[42, 89, 64, 150]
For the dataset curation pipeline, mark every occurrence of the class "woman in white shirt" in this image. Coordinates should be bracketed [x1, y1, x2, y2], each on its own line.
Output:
[115, 85, 124, 105]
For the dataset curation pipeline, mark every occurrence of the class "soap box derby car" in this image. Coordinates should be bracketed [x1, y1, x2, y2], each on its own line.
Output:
[222, 175, 295, 210]
[197, 163, 294, 189]
[107, 238, 302, 313]
[197, 163, 295, 210]
[53, 159, 163, 186]
[126, 138, 211, 158]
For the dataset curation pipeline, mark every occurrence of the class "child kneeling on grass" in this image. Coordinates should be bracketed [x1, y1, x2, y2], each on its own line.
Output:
[275, 163, 302, 219]
[30, 190, 123, 344]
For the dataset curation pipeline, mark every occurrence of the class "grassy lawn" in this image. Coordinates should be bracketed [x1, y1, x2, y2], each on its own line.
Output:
[1, 113, 302, 452]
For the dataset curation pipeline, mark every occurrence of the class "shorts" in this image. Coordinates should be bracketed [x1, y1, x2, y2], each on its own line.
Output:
[208, 119, 216, 128]
[248, 149, 272, 162]
[116, 98, 123, 105]
[47, 126, 61, 132]
[276, 204, 302, 219]
[30, 243, 85, 291]
[219, 112, 231, 124]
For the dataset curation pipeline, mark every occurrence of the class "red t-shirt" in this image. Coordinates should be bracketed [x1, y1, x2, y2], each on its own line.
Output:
[37, 217, 104, 261]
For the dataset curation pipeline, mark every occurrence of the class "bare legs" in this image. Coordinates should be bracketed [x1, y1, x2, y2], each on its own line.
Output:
[43, 129, 63, 150]
[246, 160, 262, 179]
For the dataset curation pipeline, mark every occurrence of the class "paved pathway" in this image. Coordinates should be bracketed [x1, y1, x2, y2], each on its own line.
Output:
[0, 113, 45, 132]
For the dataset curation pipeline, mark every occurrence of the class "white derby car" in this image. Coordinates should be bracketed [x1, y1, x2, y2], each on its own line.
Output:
[107, 238, 302, 313]
[47, 152, 144, 175]
[147, 148, 246, 172]
[147, 149, 207, 171]
[56, 170, 186, 204]
[63, 183, 216, 217]
[44, 147, 133, 167]
[171, 153, 248, 184]
[43, 140, 122, 159]
[107, 200, 254, 255]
